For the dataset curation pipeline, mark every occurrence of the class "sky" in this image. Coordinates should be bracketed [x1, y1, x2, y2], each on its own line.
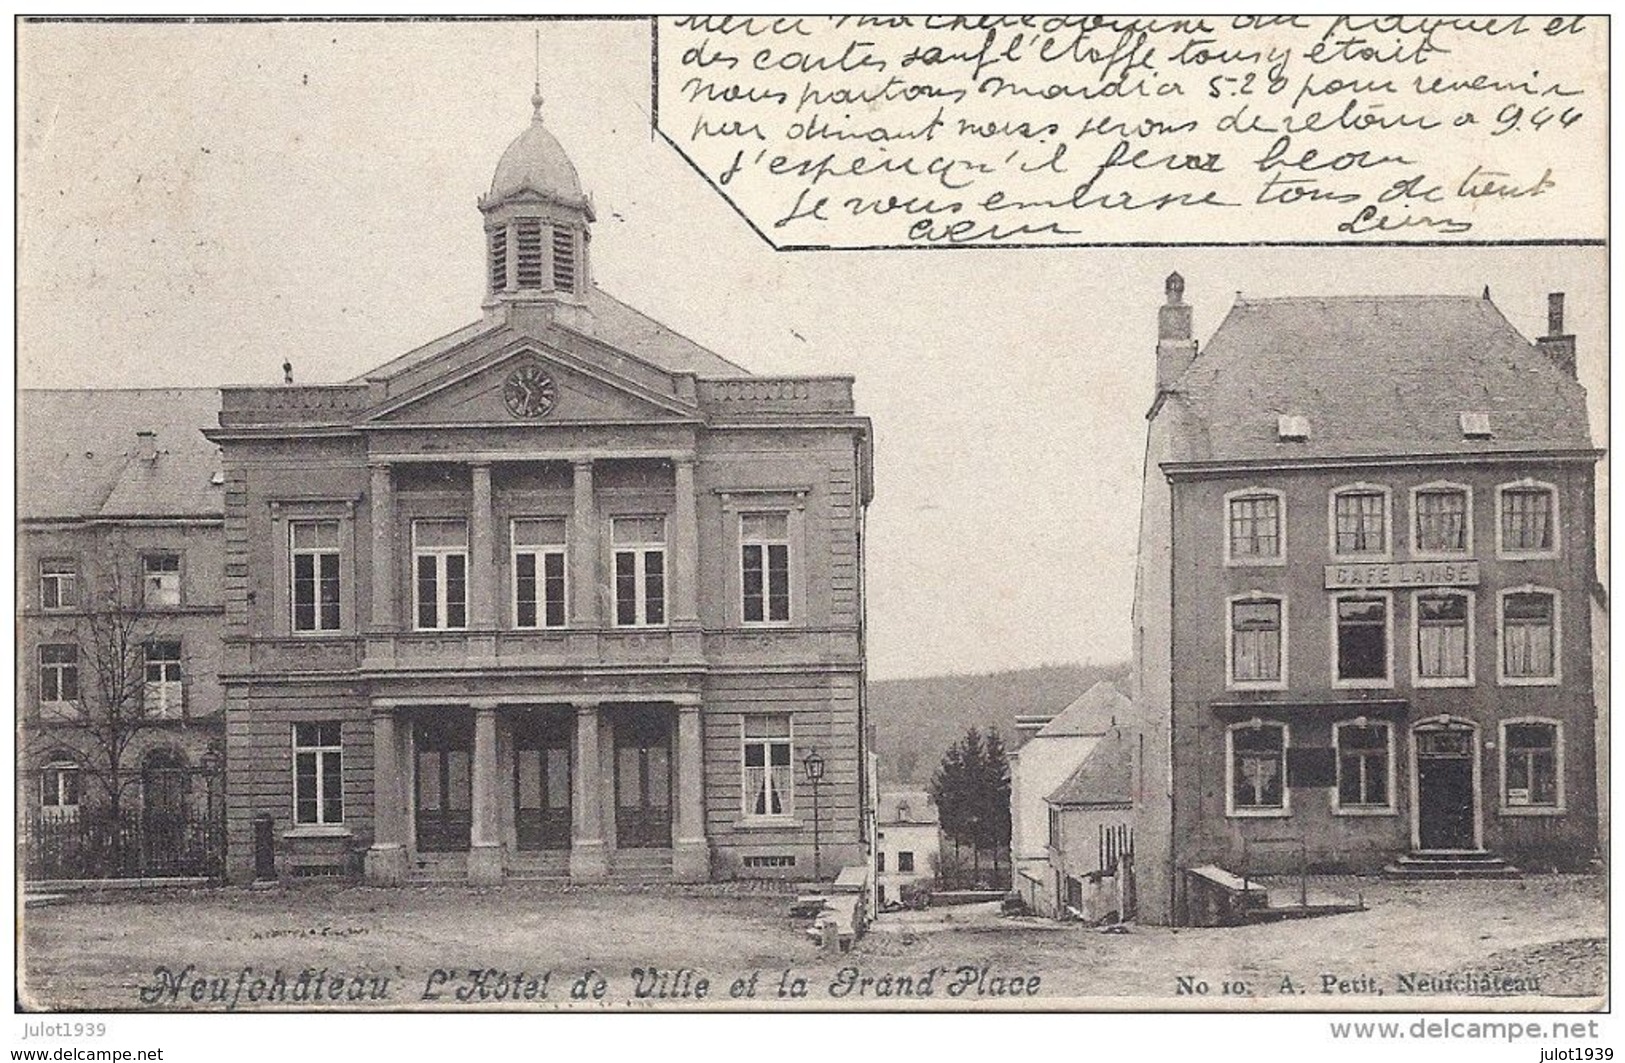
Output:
[17, 18, 1609, 681]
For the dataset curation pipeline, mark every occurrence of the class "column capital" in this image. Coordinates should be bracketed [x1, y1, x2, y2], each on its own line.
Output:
[674, 694, 703, 710]
[573, 697, 602, 713]
[368, 460, 393, 472]
[470, 698, 501, 714]
[571, 457, 595, 469]
[468, 459, 493, 471]
[672, 454, 698, 468]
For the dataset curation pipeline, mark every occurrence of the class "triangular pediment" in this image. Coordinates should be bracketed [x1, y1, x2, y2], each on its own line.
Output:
[365, 335, 699, 426]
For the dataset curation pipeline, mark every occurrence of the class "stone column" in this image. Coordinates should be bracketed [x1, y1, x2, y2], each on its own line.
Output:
[672, 458, 700, 626]
[364, 708, 408, 884]
[368, 463, 395, 630]
[570, 460, 599, 628]
[570, 699, 608, 881]
[469, 462, 496, 631]
[672, 696, 709, 882]
[468, 700, 502, 884]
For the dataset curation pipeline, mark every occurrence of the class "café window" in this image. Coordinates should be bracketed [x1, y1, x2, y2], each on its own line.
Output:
[1413, 484, 1471, 555]
[1334, 594, 1391, 686]
[1228, 595, 1285, 687]
[1330, 485, 1390, 558]
[1500, 588, 1559, 684]
[1227, 722, 1287, 815]
[1225, 489, 1283, 564]
[1501, 719, 1562, 812]
[1333, 721, 1393, 812]
[1415, 591, 1473, 685]
[1498, 481, 1558, 557]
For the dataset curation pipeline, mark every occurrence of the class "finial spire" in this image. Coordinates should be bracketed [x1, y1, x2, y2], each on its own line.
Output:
[530, 27, 544, 122]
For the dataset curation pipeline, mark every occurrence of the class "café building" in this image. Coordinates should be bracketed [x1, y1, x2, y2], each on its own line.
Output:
[1130, 277, 1602, 923]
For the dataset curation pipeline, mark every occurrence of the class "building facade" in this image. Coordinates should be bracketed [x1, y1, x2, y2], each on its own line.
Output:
[874, 790, 939, 906]
[18, 390, 227, 878]
[1041, 726, 1134, 921]
[1132, 277, 1602, 924]
[207, 98, 873, 885]
[1007, 680, 1127, 903]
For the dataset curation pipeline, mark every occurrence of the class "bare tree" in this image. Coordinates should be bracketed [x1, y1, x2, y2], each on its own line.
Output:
[24, 550, 171, 874]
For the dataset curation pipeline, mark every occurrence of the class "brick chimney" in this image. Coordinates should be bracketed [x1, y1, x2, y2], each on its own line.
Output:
[1157, 272, 1197, 394]
[1537, 292, 1577, 378]
[135, 430, 159, 462]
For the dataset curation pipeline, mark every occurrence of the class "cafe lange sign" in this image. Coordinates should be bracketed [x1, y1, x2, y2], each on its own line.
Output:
[1324, 560, 1481, 590]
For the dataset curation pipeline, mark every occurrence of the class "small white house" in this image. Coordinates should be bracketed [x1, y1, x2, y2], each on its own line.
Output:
[875, 790, 939, 906]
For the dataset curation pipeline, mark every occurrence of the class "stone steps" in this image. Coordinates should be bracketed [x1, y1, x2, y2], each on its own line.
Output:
[1382, 850, 1521, 880]
[609, 849, 673, 882]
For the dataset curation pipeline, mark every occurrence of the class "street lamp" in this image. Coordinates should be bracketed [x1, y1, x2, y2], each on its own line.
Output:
[802, 749, 825, 882]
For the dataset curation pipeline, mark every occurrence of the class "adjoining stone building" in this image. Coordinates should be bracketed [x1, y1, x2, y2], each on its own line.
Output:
[207, 95, 874, 885]
[1131, 276, 1603, 924]
[18, 389, 227, 878]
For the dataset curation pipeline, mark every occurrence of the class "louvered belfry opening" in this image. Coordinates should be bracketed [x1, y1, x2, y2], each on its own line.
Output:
[515, 220, 545, 289]
[551, 228, 576, 293]
[487, 228, 508, 293]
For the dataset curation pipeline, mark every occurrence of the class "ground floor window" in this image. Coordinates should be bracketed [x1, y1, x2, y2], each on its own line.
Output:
[1502, 719, 1562, 811]
[294, 722, 344, 826]
[742, 714, 792, 818]
[1334, 721, 1392, 811]
[40, 759, 81, 812]
[1228, 722, 1287, 814]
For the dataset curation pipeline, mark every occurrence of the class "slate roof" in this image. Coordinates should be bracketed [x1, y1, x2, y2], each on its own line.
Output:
[1164, 294, 1595, 463]
[1032, 681, 1129, 740]
[878, 790, 938, 826]
[18, 389, 223, 520]
[1045, 728, 1133, 808]
[353, 287, 750, 385]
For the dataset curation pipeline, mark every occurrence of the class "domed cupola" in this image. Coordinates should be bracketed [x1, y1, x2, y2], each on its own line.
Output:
[479, 88, 594, 311]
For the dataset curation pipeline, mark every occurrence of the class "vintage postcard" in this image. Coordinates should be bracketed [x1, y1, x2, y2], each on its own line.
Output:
[12, 13, 1609, 1050]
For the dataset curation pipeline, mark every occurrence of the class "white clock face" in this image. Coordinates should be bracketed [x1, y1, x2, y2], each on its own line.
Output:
[503, 363, 557, 418]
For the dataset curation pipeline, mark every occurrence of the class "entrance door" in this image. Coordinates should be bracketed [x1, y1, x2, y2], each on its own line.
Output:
[415, 718, 472, 852]
[515, 712, 572, 850]
[141, 751, 192, 875]
[1415, 727, 1477, 850]
[614, 709, 672, 848]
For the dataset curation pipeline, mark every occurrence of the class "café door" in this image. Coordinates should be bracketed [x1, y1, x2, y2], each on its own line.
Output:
[1415, 725, 1478, 850]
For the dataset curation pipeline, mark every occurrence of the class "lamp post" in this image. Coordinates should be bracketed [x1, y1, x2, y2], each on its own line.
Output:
[803, 749, 825, 882]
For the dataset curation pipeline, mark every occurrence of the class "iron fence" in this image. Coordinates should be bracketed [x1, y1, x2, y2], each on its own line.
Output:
[22, 805, 224, 881]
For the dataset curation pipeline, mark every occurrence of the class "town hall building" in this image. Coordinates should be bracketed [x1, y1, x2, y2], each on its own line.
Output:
[207, 92, 874, 885]
[1130, 275, 1602, 924]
